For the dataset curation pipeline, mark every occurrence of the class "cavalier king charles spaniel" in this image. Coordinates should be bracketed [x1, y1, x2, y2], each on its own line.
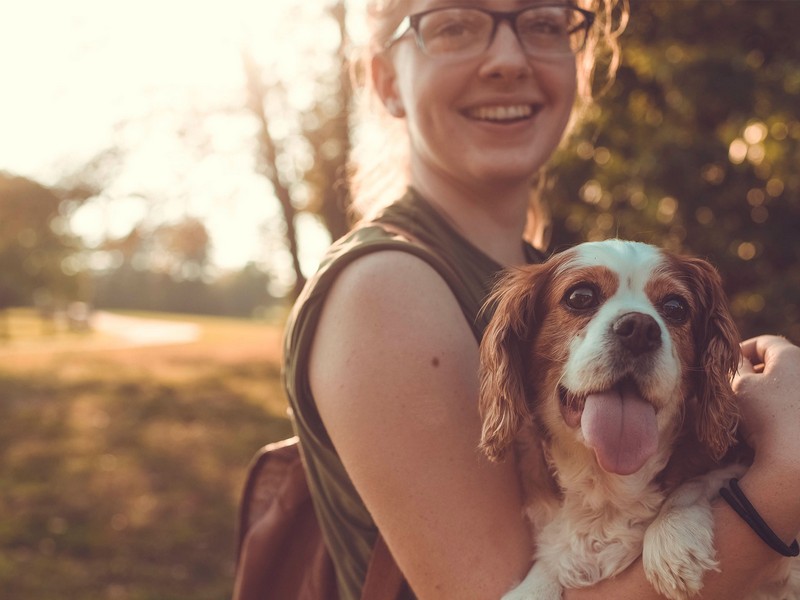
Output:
[479, 240, 799, 599]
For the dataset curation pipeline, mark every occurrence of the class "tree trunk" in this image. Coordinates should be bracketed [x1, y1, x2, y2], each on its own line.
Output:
[242, 52, 307, 299]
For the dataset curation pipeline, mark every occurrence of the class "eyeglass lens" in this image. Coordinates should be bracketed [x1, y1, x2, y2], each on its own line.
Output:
[417, 6, 588, 58]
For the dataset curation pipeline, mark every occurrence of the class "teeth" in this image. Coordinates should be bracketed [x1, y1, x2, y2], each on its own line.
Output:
[467, 105, 533, 121]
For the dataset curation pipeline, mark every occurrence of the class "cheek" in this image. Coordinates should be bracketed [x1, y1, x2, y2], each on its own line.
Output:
[535, 60, 577, 107]
[400, 56, 460, 114]
[403, 74, 462, 155]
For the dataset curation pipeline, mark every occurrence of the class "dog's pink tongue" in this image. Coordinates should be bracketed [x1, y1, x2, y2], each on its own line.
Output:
[581, 386, 658, 475]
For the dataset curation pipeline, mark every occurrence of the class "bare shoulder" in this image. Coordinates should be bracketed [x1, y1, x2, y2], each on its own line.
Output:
[309, 249, 475, 423]
[323, 248, 462, 322]
[309, 249, 475, 434]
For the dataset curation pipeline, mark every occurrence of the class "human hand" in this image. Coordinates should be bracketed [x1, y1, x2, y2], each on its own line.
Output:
[732, 335, 800, 466]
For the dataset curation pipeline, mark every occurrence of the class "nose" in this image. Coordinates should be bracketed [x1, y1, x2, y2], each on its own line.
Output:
[479, 22, 532, 80]
[612, 312, 662, 356]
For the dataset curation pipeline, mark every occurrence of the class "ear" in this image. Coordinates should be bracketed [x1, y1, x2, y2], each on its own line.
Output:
[478, 265, 548, 462]
[371, 54, 405, 118]
[684, 257, 741, 460]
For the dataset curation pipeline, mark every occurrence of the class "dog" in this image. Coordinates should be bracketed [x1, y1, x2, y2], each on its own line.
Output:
[478, 239, 799, 599]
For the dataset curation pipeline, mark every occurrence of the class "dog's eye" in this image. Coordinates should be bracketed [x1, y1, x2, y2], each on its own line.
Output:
[564, 284, 599, 310]
[661, 296, 689, 324]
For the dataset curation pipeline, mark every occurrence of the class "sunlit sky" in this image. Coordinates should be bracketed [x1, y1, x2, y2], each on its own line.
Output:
[0, 0, 367, 286]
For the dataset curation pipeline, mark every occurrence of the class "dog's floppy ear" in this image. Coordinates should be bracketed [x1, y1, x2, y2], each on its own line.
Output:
[683, 257, 741, 460]
[479, 264, 550, 462]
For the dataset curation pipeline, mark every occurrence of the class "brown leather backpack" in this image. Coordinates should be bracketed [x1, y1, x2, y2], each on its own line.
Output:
[233, 437, 404, 600]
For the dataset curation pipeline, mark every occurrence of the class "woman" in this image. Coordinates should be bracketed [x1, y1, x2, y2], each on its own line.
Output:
[282, 1, 800, 598]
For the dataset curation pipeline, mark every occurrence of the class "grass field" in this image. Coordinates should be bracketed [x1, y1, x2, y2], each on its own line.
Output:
[0, 308, 294, 600]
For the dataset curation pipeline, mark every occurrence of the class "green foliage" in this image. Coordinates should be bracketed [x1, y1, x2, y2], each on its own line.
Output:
[0, 173, 86, 310]
[91, 262, 278, 318]
[92, 223, 278, 317]
[548, 0, 800, 342]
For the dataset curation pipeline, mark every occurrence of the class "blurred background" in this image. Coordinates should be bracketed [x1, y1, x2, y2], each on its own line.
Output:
[1, 1, 798, 598]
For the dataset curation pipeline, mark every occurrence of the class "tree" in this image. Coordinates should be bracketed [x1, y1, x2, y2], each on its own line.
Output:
[0, 173, 86, 327]
[243, 56, 308, 299]
[304, 1, 353, 242]
[91, 220, 277, 317]
[152, 218, 212, 280]
[243, 0, 351, 298]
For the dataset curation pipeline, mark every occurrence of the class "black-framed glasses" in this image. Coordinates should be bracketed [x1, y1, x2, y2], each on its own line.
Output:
[385, 4, 595, 60]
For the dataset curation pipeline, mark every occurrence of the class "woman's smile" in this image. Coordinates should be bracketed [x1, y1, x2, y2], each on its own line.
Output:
[462, 103, 539, 123]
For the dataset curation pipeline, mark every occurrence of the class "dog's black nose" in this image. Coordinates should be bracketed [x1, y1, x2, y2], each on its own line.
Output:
[613, 312, 662, 356]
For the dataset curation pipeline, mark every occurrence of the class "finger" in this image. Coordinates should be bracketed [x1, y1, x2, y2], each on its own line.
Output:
[739, 337, 764, 364]
[739, 335, 789, 368]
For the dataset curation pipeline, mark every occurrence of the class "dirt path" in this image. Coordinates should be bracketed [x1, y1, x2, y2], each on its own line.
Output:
[91, 312, 201, 347]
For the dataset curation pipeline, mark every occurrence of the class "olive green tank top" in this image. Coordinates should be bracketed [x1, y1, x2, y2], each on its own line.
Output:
[282, 188, 543, 600]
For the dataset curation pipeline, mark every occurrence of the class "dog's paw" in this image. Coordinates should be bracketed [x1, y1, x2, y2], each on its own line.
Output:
[502, 561, 563, 600]
[643, 481, 718, 600]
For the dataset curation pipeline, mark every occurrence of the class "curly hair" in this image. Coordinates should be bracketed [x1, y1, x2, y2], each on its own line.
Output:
[348, 1, 629, 248]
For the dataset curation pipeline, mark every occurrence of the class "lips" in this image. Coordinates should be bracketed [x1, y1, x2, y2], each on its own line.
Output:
[464, 104, 538, 122]
[559, 385, 586, 428]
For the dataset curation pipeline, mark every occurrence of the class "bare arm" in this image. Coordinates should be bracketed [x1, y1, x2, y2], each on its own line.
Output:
[309, 251, 533, 599]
